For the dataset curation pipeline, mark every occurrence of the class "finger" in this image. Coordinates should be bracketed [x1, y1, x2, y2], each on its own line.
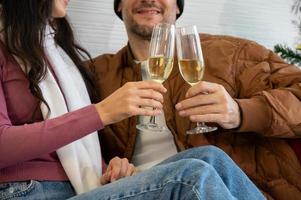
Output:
[125, 164, 136, 176]
[120, 158, 129, 177]
[100, 170, 111, 185]
[137, 99, 163, 110]
[136, 107, 163, 116]
[132, 81, 167, 93]
[109, 158, 122, 182]
[124, 105, 162, 117]
[178, 104, 224, 117]
[138, 89, 164, 103]
[189, 113, 226, 124]
[186, 81, 221, 98]
[176, 93, 218, 111]
[132, 168, 139, 175]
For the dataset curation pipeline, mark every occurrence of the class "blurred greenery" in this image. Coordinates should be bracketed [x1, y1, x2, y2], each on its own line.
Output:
[274, 0, 301, 66]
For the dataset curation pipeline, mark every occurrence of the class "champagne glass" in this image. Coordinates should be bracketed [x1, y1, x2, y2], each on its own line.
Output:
[176, 25, 217, 134]
[136, 23, 175, 132]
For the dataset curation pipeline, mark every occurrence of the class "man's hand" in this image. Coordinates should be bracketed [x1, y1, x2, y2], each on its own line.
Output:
[100, 157, 137, 185]
[175, 81, 241, 129]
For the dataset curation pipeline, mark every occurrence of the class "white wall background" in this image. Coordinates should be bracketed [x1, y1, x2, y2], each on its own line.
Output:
[67, 0, 297, 58]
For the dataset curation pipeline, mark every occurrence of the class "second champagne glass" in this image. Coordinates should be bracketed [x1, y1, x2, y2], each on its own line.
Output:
[176, 25, 217, 134]
[136, 23, 175, 132]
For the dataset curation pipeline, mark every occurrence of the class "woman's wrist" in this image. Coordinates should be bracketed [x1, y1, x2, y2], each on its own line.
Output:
[95, 103, 110, 126]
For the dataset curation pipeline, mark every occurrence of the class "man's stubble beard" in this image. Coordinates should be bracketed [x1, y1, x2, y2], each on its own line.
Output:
[128, 14, 176, 41]
[130, 20, 154, 41]
[127, 15, 173, 41]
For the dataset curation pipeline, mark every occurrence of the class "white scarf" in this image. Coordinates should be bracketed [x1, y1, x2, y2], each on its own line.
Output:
[17, 26, 102, 194]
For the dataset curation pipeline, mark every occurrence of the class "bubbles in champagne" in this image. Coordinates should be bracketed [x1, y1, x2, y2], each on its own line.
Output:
[148, 55, 174, 83]
[179, 59, 204, 86]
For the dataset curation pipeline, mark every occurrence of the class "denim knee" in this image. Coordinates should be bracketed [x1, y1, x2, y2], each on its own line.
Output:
[166, 158, 215, 182]
[190, 145, 228, 157]
[157, 145, 230, 167]
[180, 145, 231, 164]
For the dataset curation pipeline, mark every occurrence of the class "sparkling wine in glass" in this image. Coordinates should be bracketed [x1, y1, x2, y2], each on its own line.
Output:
[136, 23, 175, 132]
[176, 25, 217, 134]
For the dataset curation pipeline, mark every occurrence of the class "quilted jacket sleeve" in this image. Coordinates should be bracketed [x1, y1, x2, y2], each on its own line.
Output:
[235, 41, 301, 137]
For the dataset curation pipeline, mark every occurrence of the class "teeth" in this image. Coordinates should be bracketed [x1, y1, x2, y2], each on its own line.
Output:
[138, 10, 159, 14]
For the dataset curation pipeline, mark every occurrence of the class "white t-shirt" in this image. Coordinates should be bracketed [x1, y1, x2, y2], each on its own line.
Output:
[132, 60, 178, 171]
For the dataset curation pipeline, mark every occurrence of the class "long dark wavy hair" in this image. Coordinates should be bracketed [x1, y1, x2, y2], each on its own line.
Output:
[0, 0, 97, 117]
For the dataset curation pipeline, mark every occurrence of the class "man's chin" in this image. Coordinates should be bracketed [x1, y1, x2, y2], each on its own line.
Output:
[131, 24, 153, 40]
[129, 16, 165, 40]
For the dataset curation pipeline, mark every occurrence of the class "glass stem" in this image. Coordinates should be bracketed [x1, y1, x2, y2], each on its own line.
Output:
[197, 122, 206, 127]
[149, 106, 157, 124]
[150, 116, 156, 124]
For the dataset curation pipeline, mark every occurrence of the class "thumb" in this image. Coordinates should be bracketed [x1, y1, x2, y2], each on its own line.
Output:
[100, 170, 112, 185]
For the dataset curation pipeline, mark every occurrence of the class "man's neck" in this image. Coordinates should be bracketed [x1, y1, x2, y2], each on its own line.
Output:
[128, 34, 150, 61]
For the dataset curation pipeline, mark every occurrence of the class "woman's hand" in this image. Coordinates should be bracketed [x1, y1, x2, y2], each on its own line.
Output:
[95, 81, 167, 126]
[100, 157, 137, 185]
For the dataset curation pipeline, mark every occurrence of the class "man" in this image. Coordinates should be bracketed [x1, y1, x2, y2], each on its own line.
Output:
[92, 0, 301, 199]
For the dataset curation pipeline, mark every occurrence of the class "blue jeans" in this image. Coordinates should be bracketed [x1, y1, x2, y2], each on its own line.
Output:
[0, 146, 265, 200]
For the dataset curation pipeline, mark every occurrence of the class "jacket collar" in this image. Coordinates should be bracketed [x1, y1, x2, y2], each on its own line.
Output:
[119, 42, 138, 68]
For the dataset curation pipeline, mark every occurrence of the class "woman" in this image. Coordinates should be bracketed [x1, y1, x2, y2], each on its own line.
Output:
[0, 0, 265, 199]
